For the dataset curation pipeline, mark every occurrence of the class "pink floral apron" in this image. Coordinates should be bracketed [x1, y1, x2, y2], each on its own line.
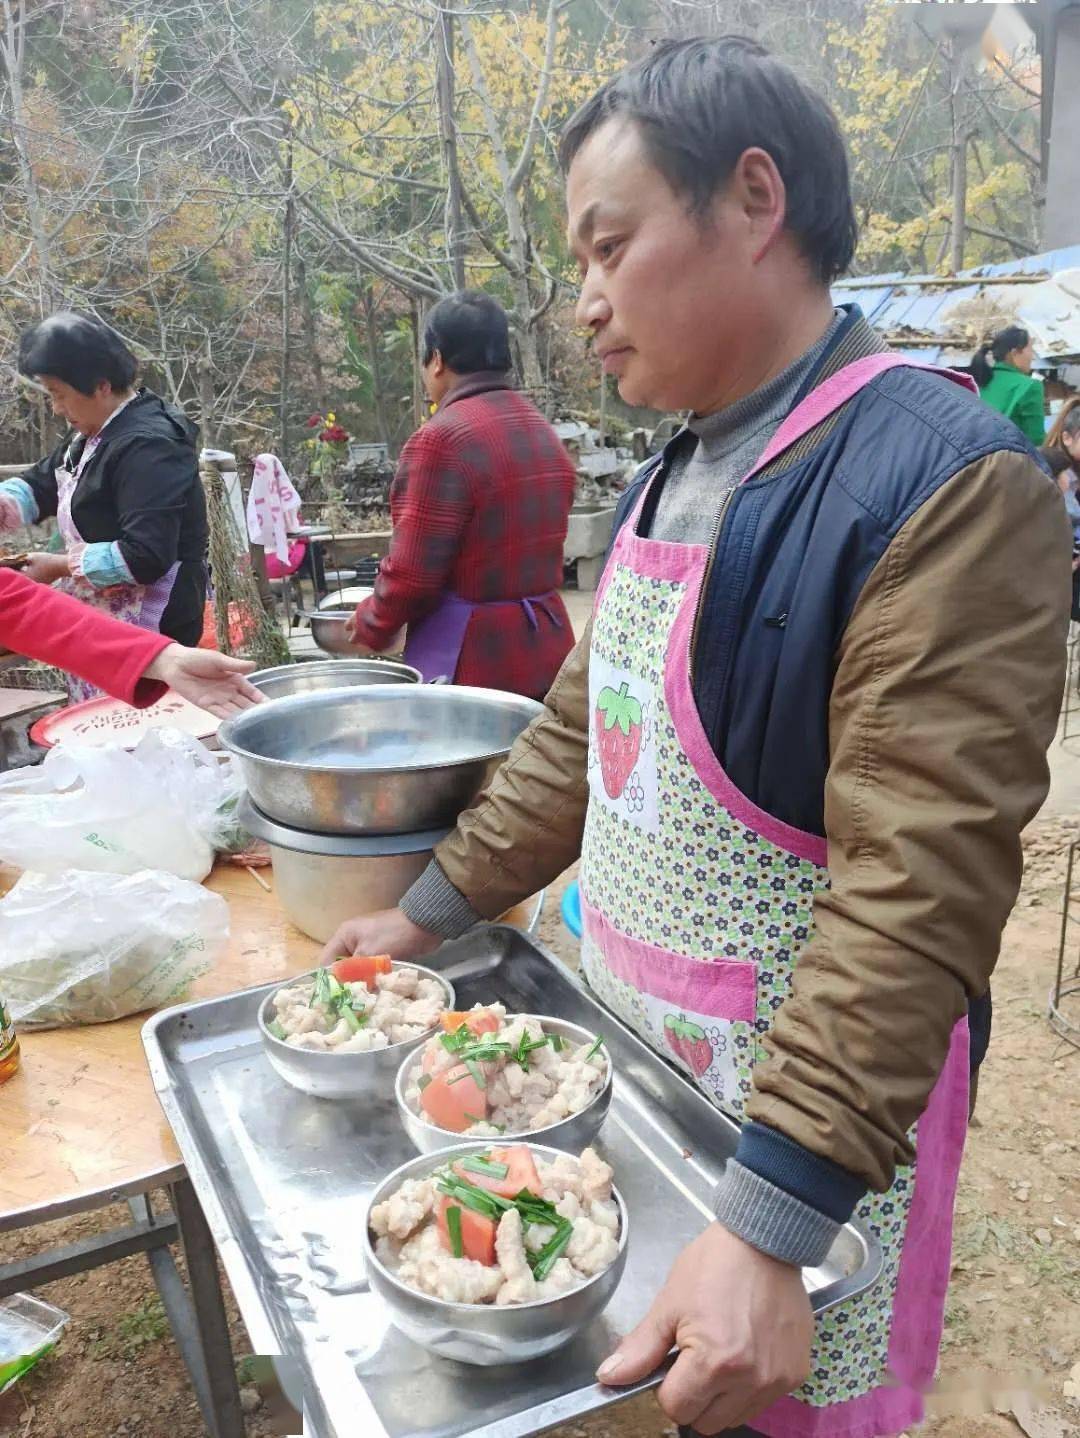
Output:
[580, 354, 974, 1438]
[55, 432, 178, 702]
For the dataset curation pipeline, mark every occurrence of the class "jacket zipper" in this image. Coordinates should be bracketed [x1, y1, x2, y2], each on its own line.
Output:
[688, 481, 739, 684]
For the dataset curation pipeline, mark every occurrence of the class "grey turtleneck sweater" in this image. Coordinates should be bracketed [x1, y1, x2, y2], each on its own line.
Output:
[647, 311, 843, 544]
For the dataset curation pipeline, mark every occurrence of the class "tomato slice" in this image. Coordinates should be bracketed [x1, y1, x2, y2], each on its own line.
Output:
[436, 1196, 497, 1265]
[452, 1145, 540, 1199]
[439, 1008, 500, 1037]
[419, 1064, 487, 1132]
[329, 954, 392, 990]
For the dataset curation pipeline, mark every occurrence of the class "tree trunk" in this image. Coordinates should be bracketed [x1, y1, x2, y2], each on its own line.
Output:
[410, 299, 424, 429]
[280, 140, 295, 465]
[361, 285, 394, 457]
[198, 343, 217, 451]
[296, 253, 326, 412]
[435, 7, 466, 290]
[1, 0, 55, 313]
[947, 40, 967, 275]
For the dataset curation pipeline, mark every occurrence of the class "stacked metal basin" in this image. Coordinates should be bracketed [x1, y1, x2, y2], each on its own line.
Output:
[219, 684, 543, 941]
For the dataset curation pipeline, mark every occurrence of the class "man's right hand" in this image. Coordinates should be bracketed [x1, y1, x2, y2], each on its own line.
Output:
[318, 907, 441, 966]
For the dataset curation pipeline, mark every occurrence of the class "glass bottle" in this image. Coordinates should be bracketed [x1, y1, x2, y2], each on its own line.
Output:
[0, 996, 20, 1084]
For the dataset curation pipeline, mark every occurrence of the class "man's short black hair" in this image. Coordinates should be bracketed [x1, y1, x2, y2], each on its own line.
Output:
[18, 311, 137, 395]
[422, 290, 513, 374]
[559, 36, 858, 286]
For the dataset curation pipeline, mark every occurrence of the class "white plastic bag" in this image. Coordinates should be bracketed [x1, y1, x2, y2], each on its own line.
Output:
[0, 869, 229, 1029]
[0, 729, 241, 881]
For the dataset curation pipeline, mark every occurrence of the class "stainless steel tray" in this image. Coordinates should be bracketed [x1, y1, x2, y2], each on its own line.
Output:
[142, 927, 882, 1438]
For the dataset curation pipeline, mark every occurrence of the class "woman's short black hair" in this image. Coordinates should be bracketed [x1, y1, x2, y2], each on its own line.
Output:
[18, 311, 137, 396]
[422, 290, 512, 374]
[558, 36, 858, 287]
[971, 325, 1031, 388]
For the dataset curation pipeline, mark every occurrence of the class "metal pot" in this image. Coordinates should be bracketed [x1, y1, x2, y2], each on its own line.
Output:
[238, 796, 450, 942]
[219, 684, 543, 836]
[395, 1015, 612, 1155]
[362, 1142, 628, 1365]
[248, 659, 420, 701]
[258, 961, 456, 1101]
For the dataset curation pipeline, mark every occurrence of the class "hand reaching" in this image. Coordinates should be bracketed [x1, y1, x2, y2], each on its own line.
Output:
[144, 643, 263, 718]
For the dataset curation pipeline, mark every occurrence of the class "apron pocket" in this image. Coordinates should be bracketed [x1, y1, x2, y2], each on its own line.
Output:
[580, 894, 758, 1116]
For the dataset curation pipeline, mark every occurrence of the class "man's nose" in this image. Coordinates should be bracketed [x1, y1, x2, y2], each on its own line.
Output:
[575, 269, 612, 332]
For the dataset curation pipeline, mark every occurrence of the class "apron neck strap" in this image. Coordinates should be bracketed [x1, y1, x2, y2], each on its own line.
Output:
[749, 353, 977, 480]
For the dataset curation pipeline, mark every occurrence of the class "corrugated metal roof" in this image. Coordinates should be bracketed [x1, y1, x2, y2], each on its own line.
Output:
[833, 247, 1080, 365]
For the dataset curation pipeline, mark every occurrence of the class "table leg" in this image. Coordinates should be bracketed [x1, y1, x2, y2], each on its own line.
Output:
[168, 1178, 246, 1438]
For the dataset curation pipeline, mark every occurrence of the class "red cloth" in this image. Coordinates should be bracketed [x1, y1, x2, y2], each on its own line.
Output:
[0, 567, 169, 707]
[351, 377, 576, 700]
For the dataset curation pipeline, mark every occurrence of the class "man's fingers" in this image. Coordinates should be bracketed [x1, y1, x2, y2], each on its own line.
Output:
[655, 1344, 750, 1427]
[688, 1376, 791, 1436]
[596, 1303, 675, 1387]
[318, 923, 357, 965]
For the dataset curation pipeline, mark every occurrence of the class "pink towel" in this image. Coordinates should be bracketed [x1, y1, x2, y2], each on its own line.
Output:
[246, 454, 301, 563]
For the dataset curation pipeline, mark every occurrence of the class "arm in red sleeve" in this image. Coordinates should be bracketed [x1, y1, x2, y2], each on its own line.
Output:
[351, 426, 472, 650]
[0, 569, 170, 706]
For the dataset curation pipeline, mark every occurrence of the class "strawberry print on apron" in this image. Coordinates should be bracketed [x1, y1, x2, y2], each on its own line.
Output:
[579, 354, 975, 1438]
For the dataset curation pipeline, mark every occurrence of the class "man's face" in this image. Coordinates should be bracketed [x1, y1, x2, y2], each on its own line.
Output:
[39, 376, 113, 436]
[567, 120, 766, 414]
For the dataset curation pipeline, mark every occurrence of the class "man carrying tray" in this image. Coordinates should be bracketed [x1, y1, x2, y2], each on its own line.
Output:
[320, 37, 1068, 1438]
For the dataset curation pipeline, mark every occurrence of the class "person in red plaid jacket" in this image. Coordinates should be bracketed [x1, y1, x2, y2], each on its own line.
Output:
[347, 292, 576, 700]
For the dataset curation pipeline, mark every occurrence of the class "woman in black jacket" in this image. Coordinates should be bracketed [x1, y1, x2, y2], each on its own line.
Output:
[0, 313, 208, 699]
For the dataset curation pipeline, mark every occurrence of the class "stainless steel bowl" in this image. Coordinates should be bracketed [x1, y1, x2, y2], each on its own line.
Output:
[219, 685, 543, 836]
[395, 1016, 612, 1155]
[258, 962, 456, 1100]
[248, 659, 420, 700]
[363, 1141, 628, 1365]
[300, 591, 405, 657]
[238, 796, 448, 942]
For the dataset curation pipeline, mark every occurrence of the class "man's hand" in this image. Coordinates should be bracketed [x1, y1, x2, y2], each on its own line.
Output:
[144, 644, 263, 718]
[319, 907, 441, 965]
[23, 552, 70, 584]
[595, 1222, 812, 1435]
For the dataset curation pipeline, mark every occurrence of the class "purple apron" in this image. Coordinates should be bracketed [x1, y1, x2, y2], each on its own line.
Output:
[403, 589, 563, 683]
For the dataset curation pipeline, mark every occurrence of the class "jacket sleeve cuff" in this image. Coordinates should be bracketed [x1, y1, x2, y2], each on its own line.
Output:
[712, 1161, 841, 1269]
[0, 478, 40, 528]
[400, 859, 483, 939]
[736, 1120, 867, 1222]
[76, 540, 135, 589]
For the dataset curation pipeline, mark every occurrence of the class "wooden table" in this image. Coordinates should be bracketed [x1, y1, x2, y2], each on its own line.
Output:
[0, 862, 321, 1438]
[0, 861, 539, 1435]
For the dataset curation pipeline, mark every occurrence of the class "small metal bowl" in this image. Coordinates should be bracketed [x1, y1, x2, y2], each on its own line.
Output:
[363, 1141, 628, 1365]
[258, 963, 456, 1101]
[395, 1016, 612, 1155]
[300, 592, 405, 657]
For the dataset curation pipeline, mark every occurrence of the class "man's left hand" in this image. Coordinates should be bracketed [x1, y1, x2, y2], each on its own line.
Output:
[23, 552, 70, 584]
[595, 1222, 813, 1435]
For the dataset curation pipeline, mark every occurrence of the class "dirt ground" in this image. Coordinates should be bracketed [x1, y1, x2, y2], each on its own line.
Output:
[2, 819, 1079, 1438]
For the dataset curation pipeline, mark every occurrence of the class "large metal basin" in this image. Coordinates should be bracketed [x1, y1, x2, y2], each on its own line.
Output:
[218, 684, 543, 835]
[249, 659, 420, 701]
[238, 796, 448, 942]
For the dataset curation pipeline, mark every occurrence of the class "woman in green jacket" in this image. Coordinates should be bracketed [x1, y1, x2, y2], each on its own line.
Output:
[971, 325, 1046, 445]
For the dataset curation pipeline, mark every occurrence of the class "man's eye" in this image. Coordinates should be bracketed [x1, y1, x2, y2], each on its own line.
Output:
[596, 240, 618, 262]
